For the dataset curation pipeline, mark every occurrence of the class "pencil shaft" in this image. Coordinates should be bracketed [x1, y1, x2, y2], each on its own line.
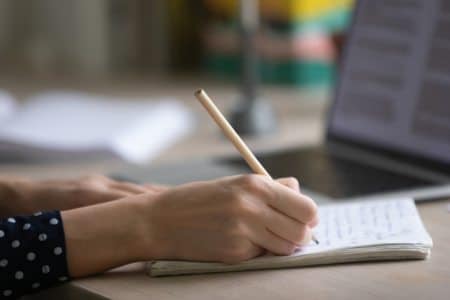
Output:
[195, 89, 271, 178]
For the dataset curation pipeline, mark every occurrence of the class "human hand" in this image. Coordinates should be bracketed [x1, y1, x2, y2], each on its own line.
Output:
[139, 174, 318, 264]
[2, 175, 167, 217]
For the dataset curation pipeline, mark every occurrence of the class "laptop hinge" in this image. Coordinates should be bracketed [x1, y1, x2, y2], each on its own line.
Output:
[325, 140, 450, 183]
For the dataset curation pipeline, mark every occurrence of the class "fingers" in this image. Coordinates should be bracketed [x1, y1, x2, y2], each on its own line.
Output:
[267, 177, 319, 229]
[266, 184, 317, 225]
[299, 226, 312, 245]
[109, 182, 148, 194]
[263, 205, 311, 246]
[309, 215, 319, 228]
[252, 227, 298, 256]
[276, 177, 319, 226]
[276, 177, 300, 193]
[226, 174, 318, 246]
[81, 174, 167, 196]
[221, 241, 265, 264]
[234, 175, 315, 225]
[82, 189, 132, 205]
[276, 178, 317, 229]
[143, 183, 169, 193]
[250, 223, 312, 256]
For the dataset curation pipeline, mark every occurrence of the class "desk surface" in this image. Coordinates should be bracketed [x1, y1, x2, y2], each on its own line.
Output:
[33, 201, 450, 300]
[4, 76, 449, 300]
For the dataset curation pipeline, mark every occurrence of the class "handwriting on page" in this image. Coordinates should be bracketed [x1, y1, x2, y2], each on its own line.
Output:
[298, 199, 419, 252]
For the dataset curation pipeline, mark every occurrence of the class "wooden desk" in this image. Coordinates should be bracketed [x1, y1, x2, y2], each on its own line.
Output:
[4, 76, 448, 300]
[30, 201, 449, 300]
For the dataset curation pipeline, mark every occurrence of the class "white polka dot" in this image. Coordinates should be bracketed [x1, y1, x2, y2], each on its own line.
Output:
[23, 223, 31, 230]
[15, 271, 24, 280]
[11, 240, 20, 248]
[58, 276, 68, 282]
[0, 259, 8, 267]
[31, 282, 40, 289]
[3, 290, 12, 296]
[0, 230, 4, 238]
[49, 218, 59, 225]
[27, 252, 36, 261]
[42, 265, 50, 274]
[7, 218, 15, 223]
[38, 233, 47, 241]
[53, 247, 63, 255]
[34, 211, 42, 216]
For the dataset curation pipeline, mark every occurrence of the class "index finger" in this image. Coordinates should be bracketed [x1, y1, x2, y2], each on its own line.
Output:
[265, 180, 318, 224]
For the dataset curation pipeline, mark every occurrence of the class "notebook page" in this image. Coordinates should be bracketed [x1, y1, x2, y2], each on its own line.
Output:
[293, 198, 432, 256]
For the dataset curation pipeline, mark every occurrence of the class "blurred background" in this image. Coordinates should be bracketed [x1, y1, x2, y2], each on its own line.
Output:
[0, 0, 356, 171]
[0, 0, 353, 86]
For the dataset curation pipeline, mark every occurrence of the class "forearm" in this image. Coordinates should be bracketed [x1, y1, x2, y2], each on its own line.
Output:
[0, 176, 122, 218]
[0, 177, 34, 217]
[0, 177, 78, 217]
[61, 195, 154, 277]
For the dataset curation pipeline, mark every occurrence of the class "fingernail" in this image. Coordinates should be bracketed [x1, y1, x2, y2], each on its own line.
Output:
[299, 228, 312, 246]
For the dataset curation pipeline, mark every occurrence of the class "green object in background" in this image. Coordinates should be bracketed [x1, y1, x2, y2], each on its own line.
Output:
[261, 60, 335, 86]
[202, 1, 352, 87]
[205, 55, 239, 78]
[205, 55, 335, 87]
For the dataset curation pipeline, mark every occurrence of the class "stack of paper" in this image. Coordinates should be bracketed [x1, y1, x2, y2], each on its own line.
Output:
[0, 91, 194, 163]
[148, 198, 432, 276]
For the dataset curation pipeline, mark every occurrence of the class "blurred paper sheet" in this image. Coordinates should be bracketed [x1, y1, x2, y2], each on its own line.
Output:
[0, 91, 194, 163]
[0, 90, 16, 122]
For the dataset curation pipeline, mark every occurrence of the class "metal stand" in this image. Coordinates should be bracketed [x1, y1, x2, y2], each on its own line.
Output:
[230, 0, 277, 136]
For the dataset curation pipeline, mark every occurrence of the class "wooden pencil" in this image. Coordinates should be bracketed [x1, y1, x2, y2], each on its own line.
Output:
[195, 89, 319, 245]
[195, 89, 271, 178]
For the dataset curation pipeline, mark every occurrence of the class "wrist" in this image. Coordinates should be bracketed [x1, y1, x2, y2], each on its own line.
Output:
[131, 194, 166, 261]
[63, 194, 163, 277]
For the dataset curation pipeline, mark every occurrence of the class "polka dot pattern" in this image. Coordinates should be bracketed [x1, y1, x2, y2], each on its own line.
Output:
[14, 271, 24, 280]
[2, 290, 12, 297]
[0, 260, 7, 268]
[53, 247, 63, 256]
[38, 234, 47, 242]
[0, 211, 70, 298]
[26, 252, 36, 261]
[49, 218, 59, 225]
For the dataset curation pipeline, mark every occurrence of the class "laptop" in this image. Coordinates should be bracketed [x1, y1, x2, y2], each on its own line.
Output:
[231, 0, 450, 202]
[115, 0, 450, 203]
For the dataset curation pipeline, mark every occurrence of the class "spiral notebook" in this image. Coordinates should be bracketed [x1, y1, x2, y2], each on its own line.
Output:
[147, 198, 433, 276]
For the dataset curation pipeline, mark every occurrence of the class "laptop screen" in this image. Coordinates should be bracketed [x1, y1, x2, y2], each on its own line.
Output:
[329, 0, 450, 165]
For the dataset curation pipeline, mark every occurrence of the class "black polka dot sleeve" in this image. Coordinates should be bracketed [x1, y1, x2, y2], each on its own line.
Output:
[0, 211, 70, 298]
